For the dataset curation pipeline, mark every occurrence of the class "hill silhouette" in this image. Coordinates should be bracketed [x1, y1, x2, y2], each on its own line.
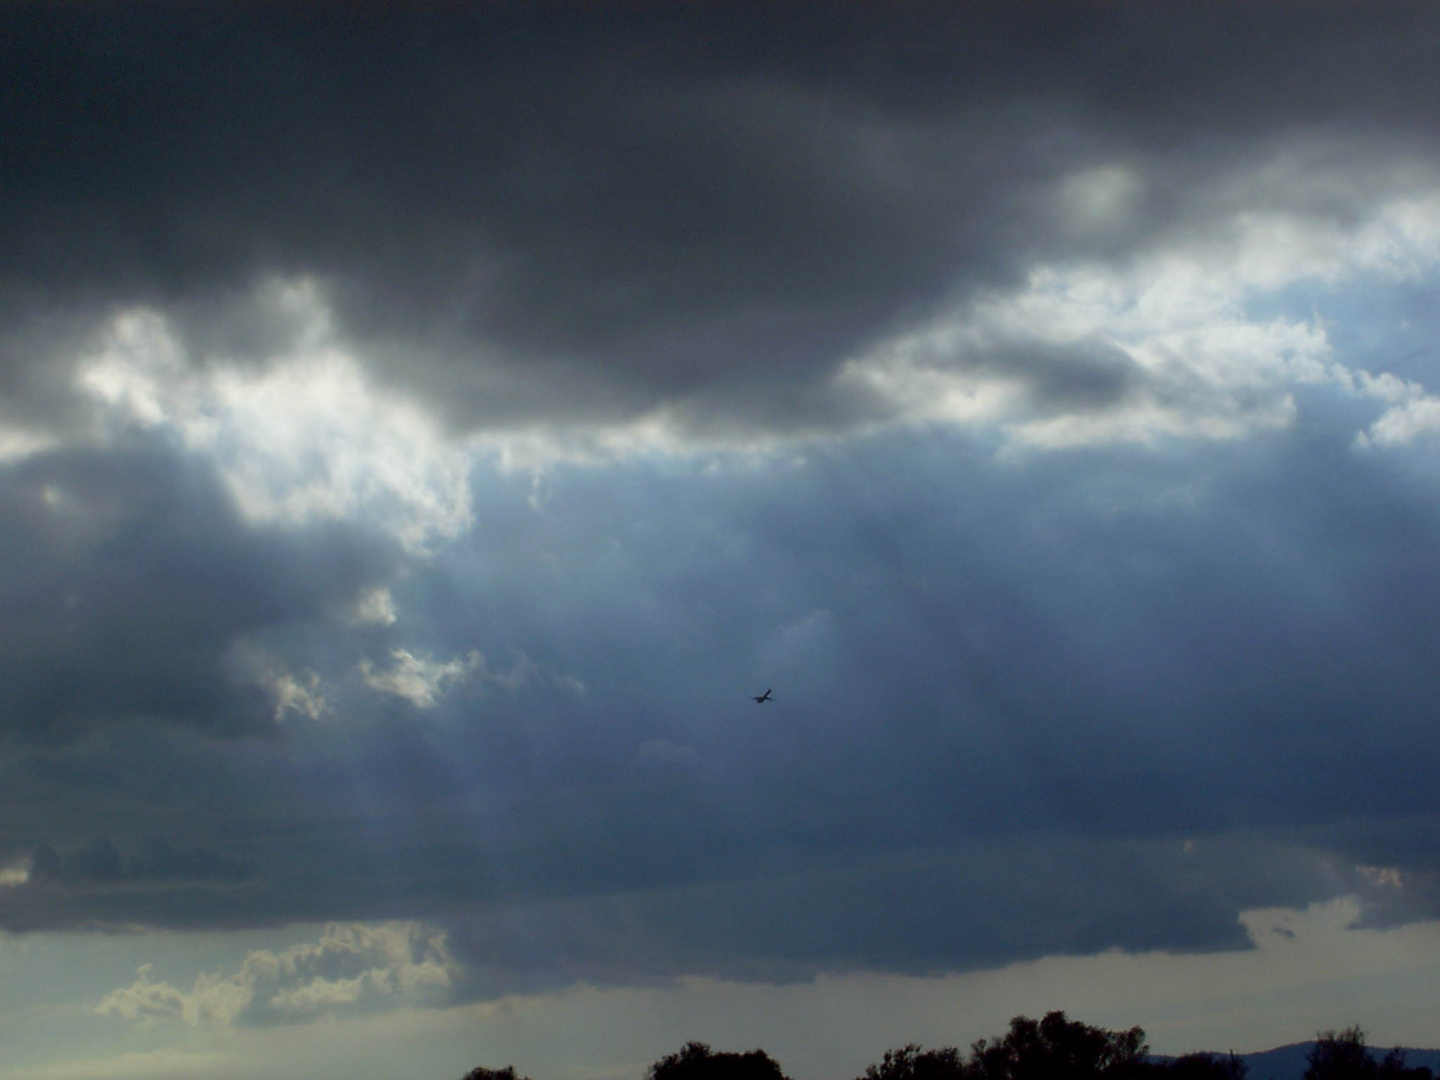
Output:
[1228, 1043, 1440, 1080]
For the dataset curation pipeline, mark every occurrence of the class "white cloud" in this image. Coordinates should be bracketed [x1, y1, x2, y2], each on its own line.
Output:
[1361, 395, 1440, 447]
[96, 921, 460, 1029]
[94, 964, 189, 1027]
[76, 285, 474, 553]
[343, 585, 399, 627]
[358, 648, 547, 709]
[226, 642, 330, 723]
[269, 971, 374, 1013]
[839, 153, 1440, 450]
[359, 649, 484, 709]
[472, 411, 772, 472]
[0, 423, 56, 462]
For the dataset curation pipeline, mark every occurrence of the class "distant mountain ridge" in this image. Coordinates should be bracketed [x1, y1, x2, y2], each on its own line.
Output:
[1183, 1042, 1440, 1080]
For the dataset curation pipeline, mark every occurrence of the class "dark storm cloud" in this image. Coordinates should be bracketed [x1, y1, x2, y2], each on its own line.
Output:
[8, 3, 1440, 996]
[439, 834, 1359, 989]
[0, 435, 397, 741]
[411, 425, 1440, 977]
[9, 420, 1440, 989]
[25, 836, 253, 885]
[4, 4, 1440, 433]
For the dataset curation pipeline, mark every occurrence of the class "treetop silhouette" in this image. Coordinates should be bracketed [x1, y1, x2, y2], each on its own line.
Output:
[648, 1041, 790, 1080]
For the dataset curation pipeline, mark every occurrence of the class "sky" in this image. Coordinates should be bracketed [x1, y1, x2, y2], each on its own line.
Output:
[3, 4, 1440, 1079]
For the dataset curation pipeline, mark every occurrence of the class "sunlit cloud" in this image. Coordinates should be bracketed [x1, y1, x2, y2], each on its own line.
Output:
[227, 641, 331, 723]
[840, 154, 1440, 450]
[77, 293, 474, 553]
[96, 922, 459, 1029]
[359, 649, 485, 710]
[342, 585, 399, 628]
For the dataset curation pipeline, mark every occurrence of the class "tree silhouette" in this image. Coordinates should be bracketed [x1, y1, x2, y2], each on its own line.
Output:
[1379, 1052, 1434, 1080]
[458, 1016, 1435, 1080]
[967, 1011, 1151, 1080]
[1304, 1028, 1432, 1080]
[1307, 1027, 1377, 1080]
[648, 1041, 790, 1080]
[461, 1067, 532, 1080]
[860, 1043, 968, 1080]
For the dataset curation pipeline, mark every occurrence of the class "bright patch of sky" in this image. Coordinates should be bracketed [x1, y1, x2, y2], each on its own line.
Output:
[78, 294, 475, 554]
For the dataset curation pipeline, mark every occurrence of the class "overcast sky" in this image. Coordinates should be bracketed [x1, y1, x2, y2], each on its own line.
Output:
[3, 5, 1440, 1079]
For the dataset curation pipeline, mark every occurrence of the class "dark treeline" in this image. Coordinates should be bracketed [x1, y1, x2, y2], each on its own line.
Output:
[461, 1013, 1433, 1080]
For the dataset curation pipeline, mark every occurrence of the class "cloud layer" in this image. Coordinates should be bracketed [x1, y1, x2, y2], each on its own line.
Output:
[3, 5, 1440, 450]
[3, 3, 1440, 1021]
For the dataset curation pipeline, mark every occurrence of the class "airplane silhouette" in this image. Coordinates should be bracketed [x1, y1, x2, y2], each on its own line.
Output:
[752, 688, 773, 704]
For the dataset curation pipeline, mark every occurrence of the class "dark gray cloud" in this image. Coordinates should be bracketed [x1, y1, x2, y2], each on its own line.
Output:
[4, 420, 1440, 990]
[437, 834, 1345, 991]
[3, 4, 1440, 436]
[964, 338, 1142, 413]
[5, 4, 1440, 1005]
[0, 435, 398, 741]
[27, 835, 253, 886]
